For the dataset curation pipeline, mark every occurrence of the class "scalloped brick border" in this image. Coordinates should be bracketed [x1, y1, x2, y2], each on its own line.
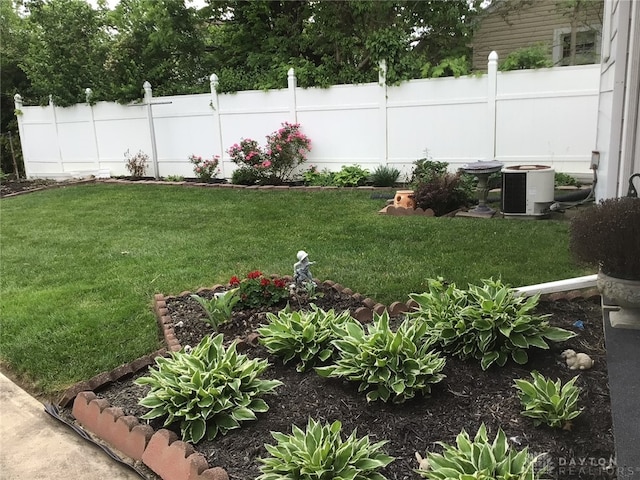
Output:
[63, 283, 601, 480]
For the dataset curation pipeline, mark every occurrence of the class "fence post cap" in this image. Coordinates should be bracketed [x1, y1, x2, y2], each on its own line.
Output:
[488, 51, 499, 61]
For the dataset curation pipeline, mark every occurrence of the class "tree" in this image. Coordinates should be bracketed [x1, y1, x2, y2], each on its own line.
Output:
[20, 0, 110, 106]
[1, 0, 30, 175]
[105, 0, 209, 102]
[201, 0, 482, 91]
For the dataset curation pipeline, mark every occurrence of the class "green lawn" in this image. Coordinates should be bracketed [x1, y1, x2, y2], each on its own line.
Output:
[0, 183, 592, 397]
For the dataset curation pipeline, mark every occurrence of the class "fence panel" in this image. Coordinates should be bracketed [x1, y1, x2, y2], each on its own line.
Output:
[14, 58, 601, 180]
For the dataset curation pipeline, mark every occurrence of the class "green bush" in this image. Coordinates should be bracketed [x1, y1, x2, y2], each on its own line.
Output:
[135, 334, 282, 443]
[164, 175, 184, 182]
[408, 278, 576, 370]
[370, 165, 401, 187]
[554, 172, 581, 187]
[332, 165, 370, 187]
[190, 289, 240, 330]
[416, 424, 544, 479]
[302, 165, 335, 186]
[499, 44, 553, 71]
[231, 166, 262, 185]
[514, 371, 583, 428]
[316, 311, 446, 403]
[409, 159, 449, 186]
[258, 418, 394, 480]
[258, 304, 352, 372]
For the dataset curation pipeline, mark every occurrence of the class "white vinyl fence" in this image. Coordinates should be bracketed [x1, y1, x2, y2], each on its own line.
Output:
[14, 54, 600, 181]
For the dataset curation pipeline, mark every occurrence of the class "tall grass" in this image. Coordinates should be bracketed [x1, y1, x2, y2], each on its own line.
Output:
[0, 183, 591, 397]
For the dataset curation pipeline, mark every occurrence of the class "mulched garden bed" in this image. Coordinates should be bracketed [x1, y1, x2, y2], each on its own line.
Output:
[92, 283, 614, 480]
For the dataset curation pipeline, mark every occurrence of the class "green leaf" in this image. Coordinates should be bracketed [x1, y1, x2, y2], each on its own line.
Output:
[189, 418, 206, 443]
[541, 326, 577, 342]
[511, 348, 528, 365]
[232, 406, 257, 421]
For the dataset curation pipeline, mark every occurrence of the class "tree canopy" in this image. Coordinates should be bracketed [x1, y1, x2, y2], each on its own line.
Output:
[2, 0, 482, 107]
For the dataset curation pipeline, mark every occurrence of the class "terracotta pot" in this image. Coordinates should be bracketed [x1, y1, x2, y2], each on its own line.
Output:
[597, 271, 640, 329]
[394, 190, 415, 209]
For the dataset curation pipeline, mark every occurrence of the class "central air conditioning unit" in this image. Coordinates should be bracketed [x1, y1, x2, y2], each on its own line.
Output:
[501, 165, 555, 218]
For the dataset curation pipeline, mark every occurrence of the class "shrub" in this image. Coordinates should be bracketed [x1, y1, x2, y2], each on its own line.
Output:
[370, 165, 401, 187]
[316, 311, 446, 403]
[409, 158, 448, 186]
[124, 149, 149, 177]
[408, 278, 577, 370]
[514, 371, 583, 429]
[554, 172, 581, 187]
[416, 424, 544, 479]
[231, 166, 262, 185]
[265, 122, 312, 182]
[229, 271, 289, 309]
[135, 334, 282, 443]
[332, 165, 370, 187]
[413, 171, 473, 216]
[228, 123, 312, 184]
[258, 304, 352, 372]
[191, 289, 240, 330]
[499, 44, 553, 71]
[164, 175, 184, 182]
[302, 165, 335, 186]
[257, 418, 394, 480]
[189, 154, 220, 181]
[569, 197, 640, 280]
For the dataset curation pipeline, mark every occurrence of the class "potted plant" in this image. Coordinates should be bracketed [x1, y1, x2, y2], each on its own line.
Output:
[569, 196, 640, 328]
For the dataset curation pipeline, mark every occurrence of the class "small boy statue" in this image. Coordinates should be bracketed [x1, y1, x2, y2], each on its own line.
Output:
[293, 250, 315, 287]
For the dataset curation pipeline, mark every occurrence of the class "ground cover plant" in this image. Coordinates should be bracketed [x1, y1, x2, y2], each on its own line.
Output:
[0, 183, 593, 397]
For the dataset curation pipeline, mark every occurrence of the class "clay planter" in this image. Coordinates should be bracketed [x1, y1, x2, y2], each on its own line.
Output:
[393, 190, 415, 209]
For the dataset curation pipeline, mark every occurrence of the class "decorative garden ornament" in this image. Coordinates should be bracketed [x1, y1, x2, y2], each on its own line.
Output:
[294, 250, 315, 287]
[561, 349, 594, 370]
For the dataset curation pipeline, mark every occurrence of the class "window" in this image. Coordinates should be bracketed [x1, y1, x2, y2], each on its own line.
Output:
[553, 26, 601, 66]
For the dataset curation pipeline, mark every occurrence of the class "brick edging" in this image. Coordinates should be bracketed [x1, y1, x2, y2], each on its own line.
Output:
[64, 283, 601, 480]
[99, 178, 400, 191]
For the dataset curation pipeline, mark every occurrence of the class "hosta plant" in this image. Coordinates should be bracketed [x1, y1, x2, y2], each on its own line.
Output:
[257, 417, 394, 480]
[135, 334, 282, 443]
[408, 278, 576, 370]
[258, 304, 352, 372]
[416, 424, 545, 479]
[191, 288, 240, 329]
[316, 312, 446, 403]
[514, 371, 583, 428]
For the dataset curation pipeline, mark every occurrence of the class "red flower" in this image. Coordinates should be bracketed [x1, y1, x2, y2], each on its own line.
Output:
[247, 270, 262, 280]
[229, 276, 240, 286]
[274, 279, 287, 288]
[260, 278, 271, 287]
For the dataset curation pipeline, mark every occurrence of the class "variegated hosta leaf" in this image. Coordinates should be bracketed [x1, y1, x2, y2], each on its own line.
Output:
[258, 304, 352, 372]
[407, 278, 576, 370]
[135, 334, 282, 443]
[316, 311, 446, 403]
[258, 418, 394, 480]
[416, 424, 543, 480]
[514, 371, 583, 428]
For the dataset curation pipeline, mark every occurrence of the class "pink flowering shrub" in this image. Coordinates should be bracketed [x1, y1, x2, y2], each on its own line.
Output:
[227, 123, 312, 184]
[189, 154, 220, 181]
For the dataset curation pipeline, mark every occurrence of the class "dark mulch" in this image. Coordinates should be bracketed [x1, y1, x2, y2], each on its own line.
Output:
[94, 285, 614, 480]
[0, 178, 60, 197]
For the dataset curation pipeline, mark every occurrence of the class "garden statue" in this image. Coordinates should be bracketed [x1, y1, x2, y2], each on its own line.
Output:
[294, 250, 315, 287]
[561, 349, 594, 370]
